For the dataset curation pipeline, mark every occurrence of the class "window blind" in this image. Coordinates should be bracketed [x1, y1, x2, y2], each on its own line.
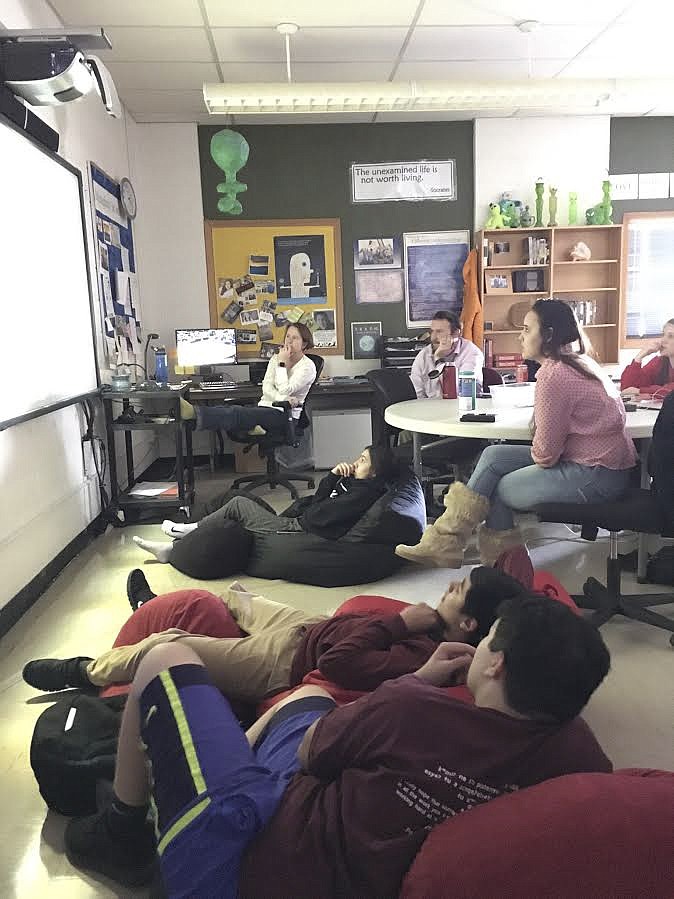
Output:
[625, 215, 674, 338]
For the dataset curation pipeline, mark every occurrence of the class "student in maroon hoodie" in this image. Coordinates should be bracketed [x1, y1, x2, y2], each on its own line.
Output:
[62, 594, 611, 894]
[23, 566, 525, 702]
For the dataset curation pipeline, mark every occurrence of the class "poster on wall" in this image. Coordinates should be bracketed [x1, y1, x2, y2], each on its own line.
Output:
[355, 268, 404, 305]
[274, 234, 327, 304]
[353, 236, 402, 269]
[312, 309, 337, 348]
[403, 230, 469, 329]
[351, 160, 456, 204]
[351, 321, 382, 359]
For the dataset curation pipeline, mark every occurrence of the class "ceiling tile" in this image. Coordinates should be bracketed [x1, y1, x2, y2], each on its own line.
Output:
[404, 25, 601, 61]
[97, 27, 213, 62]
[123, 90, 206, 115]
[394, 59, 566, 80]
[202, 0, 419, 28]
[49, 0, 204, 27]
[106, 62, 219, 92]
[617, 1, 674, 25]
[217, 62, 289, 81]
[374, 109, 516, 121]
[559, 55, 674, 78]
[559, 23, 674, 74]
[211, 27, 407, 63]
[419, 0, 626, 26]
[290, 62, 394, 80]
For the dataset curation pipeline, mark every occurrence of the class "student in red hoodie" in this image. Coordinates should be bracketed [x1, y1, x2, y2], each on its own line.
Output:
[621, 318, 674, 399]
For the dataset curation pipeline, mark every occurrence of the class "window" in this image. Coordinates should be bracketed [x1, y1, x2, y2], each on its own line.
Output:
[623, 212, 674, 343]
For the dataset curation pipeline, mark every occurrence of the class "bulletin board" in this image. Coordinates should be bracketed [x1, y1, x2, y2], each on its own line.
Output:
[89, 163, 142, 366]
[205, 218, 344, 357]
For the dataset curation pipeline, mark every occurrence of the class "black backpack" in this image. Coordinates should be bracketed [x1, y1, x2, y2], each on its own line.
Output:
[649, 392, 674, 536]
[30, 693, 126, 816]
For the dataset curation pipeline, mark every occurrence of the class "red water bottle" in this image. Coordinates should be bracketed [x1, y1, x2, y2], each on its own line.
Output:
[441, 364, 457, 399]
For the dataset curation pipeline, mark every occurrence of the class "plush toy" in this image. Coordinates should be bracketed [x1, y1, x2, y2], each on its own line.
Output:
[485, 203, 506, 229]
[535, 179, 545, 227]
[568, 192, 578, 226]
[501, 200, 518, 227]
[520, 204, 534, 227]
[548, 187, 558, 227]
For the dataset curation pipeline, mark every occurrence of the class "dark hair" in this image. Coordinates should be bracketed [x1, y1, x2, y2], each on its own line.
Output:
[531, 298, 601, 383]
[656, 319, 674, 385]
[463, 567, 526, 645]
[489, 595, 610, 723]
[285, 322, 314, 350]
[364, 444, 399, 481]
[432, 310, 462, 331]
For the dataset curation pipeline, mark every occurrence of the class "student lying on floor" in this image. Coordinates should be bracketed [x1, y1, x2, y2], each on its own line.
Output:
[23, 566, 525, 703]
[132, 444, 399, 564]
[61, 595, 612, 896]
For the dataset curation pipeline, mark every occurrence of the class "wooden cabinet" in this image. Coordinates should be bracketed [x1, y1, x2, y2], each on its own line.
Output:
[478, 225, 623, 368]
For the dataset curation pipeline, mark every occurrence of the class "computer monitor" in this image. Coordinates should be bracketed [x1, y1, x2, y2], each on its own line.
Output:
[175, 328, 237, 368]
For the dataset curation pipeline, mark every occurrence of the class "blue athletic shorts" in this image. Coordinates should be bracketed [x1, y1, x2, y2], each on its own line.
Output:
[139, 664, 335, 899]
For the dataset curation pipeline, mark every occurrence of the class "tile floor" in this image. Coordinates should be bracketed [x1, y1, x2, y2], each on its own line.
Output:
[1, 477, 673, 897]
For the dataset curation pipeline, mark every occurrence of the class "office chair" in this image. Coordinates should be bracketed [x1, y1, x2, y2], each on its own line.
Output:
[482, 366, 504, 394]
[365, 368, 480, 515]
[536, 488, 674, 645]
[231, 353, 324, 500]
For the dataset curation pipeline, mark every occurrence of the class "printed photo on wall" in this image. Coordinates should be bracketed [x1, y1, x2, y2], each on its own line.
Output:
[218, 278, 236, 299]
[355, 268, 404, 304]
[353, 236, 402, 270]
[221, 300, 243, 323]
[274, 234, 327, 304]
[260, 342, 281, 359]
[351, 321, 382, 359]
[236, 328, 257, 344]
[249, 254, 269, 276]
[240, 309, 259, 326]
[313, 309, 337, 348]
[258, 322, 274, 342]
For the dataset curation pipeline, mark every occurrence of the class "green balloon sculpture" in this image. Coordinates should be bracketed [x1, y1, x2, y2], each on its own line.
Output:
[210, 129, 249, 215]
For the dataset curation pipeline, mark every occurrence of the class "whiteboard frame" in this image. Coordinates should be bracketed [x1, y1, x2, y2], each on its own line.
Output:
[0, 113, 100, 432]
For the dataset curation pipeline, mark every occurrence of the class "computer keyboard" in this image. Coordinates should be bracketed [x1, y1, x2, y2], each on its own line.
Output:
[200, 378, 236, 389]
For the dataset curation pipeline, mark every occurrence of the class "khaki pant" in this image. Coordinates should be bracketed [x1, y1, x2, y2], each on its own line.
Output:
[87, 584, 328, 703]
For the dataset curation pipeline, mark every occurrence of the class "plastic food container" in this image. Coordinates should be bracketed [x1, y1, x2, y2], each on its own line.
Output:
[489, 382, 536, 408]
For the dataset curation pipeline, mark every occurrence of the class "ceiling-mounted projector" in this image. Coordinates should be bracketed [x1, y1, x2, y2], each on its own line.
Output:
[0, 28, 120, 118]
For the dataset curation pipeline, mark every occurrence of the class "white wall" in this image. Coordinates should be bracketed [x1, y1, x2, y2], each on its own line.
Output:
[0, 1, 154, 609]
[474, 116, 611, 231]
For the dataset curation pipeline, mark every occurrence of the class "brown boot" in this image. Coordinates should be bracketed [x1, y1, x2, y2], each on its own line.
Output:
[396, 482, 489, 568]
[477, 525, 524, 566]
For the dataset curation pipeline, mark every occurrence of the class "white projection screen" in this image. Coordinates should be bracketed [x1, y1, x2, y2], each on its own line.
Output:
[0, 117, 98, 430]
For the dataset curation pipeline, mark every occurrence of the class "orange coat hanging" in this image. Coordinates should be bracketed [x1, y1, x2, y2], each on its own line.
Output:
[460, 248, 483, 348]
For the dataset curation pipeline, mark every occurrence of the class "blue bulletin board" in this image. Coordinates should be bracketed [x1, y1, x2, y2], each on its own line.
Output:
[89, 163, 142, 365]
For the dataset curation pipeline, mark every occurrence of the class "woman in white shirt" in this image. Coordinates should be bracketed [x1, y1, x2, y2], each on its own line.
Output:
[180, 323, 317, 436]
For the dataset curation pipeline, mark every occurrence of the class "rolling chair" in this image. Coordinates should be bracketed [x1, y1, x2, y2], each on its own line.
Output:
[231, 353, 324, 500]
[481, 366, 504, 394]
[536, 423, 674, 645]
[366, 368, 480, 515]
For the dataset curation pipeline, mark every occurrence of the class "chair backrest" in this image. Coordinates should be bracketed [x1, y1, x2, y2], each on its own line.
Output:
[296, 352, 324, 431]
[366, 368, 416, 444]
[482, 366, 504, 392]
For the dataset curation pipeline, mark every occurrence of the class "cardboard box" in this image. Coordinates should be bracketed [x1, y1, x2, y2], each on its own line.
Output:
[234, 443, 267, 474]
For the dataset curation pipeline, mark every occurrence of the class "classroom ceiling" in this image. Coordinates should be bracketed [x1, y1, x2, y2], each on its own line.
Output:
[47, 0, 674, 122]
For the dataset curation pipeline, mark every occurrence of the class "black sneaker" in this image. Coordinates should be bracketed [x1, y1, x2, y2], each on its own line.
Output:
[126, 568, 157, 611]
[65, 807, 157, 887]
[22, 656, 94, 692]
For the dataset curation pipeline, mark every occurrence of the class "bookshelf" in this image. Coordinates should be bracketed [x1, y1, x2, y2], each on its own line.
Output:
[478, 225, 623, 371]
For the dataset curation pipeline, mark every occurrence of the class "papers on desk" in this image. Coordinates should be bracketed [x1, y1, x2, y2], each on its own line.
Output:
[128, 482, 178, 497]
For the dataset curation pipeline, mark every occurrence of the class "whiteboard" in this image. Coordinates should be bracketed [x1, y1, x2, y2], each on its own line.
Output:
[0, 116, 98, 430]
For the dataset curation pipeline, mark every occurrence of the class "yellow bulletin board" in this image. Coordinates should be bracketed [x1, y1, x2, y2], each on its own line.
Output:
[205, 218, 344, 358]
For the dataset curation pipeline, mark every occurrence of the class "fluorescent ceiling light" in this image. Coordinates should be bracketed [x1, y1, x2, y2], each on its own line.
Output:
[203, 79, 674, 116]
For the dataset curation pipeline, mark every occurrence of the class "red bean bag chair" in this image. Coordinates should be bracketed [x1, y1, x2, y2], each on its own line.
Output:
[400, 768, 674, 899]
[100, 590, 243, 699]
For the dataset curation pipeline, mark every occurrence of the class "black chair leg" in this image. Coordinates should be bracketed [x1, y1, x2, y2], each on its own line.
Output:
[573, 570, 674, 638]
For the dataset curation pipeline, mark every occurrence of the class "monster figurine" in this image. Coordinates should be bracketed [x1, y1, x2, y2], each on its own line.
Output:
[484, 203, 506, 229]
[599, 179, 613, 225]
[568, 192, 578, 226]
[534, 178, 545, 227]
[210, 129, 250, 215]
[585, 207, 597, 226]
[548, 187, 558, 227]
[520, 204, 535, 227]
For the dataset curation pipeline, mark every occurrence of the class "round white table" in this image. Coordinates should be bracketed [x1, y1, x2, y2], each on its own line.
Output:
[385, 397, 659, 576]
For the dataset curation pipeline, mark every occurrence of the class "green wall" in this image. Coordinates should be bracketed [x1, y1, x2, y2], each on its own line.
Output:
[610, 117, 674, 221]
[197, 122, 474, 355]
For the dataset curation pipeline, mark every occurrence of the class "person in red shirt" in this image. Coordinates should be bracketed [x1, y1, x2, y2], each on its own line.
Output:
[620, 318, 674, 400]
[63, 595, 611, 895]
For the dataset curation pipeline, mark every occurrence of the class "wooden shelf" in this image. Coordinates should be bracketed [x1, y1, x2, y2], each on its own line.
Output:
[554, 287, 618, 293]
[488, 324, 617, 336]
[554, 259, 618, 265]
[485, 291, 550, 298]
[585, 324, 617, 329]
[485, 264, 549, 270]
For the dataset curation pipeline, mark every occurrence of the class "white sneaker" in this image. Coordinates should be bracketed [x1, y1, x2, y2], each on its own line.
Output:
[162, 519, 189, 538]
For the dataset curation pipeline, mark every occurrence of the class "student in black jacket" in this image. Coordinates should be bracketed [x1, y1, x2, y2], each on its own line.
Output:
[133, 445, 399, 563]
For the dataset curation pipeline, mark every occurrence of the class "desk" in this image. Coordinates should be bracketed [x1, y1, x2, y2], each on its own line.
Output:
[189, 380, 377, 471]
[385, 398, 659, 577]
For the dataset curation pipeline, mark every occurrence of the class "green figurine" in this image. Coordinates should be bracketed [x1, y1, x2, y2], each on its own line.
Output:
[484, 203, 506, 229]
[548, 187, 558, 227]
[210, 129, 249, 215]
[535, 178, 545, 227]
[587, 179, 613, 226]
[520, 204, 534, 227]
[585, 207, 596, 225]
[568, 192, 578, 226]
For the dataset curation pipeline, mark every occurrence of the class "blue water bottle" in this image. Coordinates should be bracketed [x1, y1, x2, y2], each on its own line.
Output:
[153, 345, 168, 384]
[458, 370, 477, 413]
